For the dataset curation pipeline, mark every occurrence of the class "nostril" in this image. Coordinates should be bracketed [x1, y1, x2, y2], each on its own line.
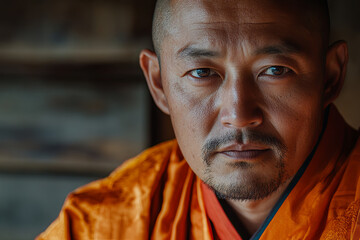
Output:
[250, 121, 259, 126]
[220, 111, 263, 128]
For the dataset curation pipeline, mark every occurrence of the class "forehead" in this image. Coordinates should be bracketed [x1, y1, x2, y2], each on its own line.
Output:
[173, 0, 298, 23]
[164, 0, 318, 56]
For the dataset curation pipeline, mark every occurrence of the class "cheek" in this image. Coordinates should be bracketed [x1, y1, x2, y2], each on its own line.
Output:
[263, 77, 324, 171]
[165, 80, 216, 173]
[264, 73, 324, 125]
[168, 80, 216, 132]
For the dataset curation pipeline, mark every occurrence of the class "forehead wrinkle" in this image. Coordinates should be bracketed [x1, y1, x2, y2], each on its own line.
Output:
[171, 23, 232, 57]
[167, 3, 318, 63]
[196, 20, 313, 47]
[157, 0, 329, 57]
[197, 21, 278, 26]
[176, 46, 222, 60]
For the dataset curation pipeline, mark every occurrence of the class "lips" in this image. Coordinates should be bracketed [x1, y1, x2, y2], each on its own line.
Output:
[220, 149, 269, 159]
[216, 144, 270, 159]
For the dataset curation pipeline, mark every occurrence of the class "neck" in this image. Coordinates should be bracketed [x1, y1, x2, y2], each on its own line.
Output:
[223, 177, 293, 236]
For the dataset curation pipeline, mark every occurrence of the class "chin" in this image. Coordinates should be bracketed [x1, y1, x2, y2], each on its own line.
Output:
[203, 169, 288, 201]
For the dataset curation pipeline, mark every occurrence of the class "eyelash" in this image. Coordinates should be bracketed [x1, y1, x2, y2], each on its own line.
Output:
[188, 68, 219, 79]
[258, 66, 293, 77]
[187, 66, 293, 80]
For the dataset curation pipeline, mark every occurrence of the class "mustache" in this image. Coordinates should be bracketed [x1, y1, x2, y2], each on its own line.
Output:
[202, 130, 287, 164]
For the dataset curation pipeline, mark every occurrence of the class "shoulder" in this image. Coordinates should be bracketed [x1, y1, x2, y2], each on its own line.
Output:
[68, 139, 179, 206]
[333, 131, 360, 207]
[341, 132, 360, 195]
[37, 140, 180, 240]
[107, 139, 179, 188]
[322, 134, 360, 239]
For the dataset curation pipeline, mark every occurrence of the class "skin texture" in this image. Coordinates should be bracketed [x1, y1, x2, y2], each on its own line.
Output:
[151, 0, 330, 57]
[140, 0, 348, 235]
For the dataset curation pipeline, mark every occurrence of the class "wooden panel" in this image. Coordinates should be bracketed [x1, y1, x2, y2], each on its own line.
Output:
[0, 77, 150, 176]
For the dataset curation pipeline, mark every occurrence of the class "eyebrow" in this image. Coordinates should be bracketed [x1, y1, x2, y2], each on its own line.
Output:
[176, 42, 302, 60]
[176, 46, 221, 59]
[254, 42, 302, 55]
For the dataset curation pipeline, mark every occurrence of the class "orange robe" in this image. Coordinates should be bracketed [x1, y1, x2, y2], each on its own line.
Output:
[37, 106, 360, 240]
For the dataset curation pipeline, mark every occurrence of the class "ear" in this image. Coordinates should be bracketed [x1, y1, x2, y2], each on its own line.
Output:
[323, 40, 348, 107]
[139, 49, 170, 115]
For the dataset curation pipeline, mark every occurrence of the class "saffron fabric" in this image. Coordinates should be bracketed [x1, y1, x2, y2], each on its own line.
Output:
[37, 105, 360, 240]
[201, 182, 243, 240]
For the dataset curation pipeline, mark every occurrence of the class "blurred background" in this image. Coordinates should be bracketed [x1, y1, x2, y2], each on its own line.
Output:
[0, 0, 358, 239]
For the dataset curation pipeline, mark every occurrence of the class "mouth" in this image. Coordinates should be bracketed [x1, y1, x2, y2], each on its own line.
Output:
[216, 143, 270, 160]
[219, 149, 270, 159]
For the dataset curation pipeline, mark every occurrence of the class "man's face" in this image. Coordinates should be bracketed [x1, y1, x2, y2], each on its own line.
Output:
[158, 0, 327, 200]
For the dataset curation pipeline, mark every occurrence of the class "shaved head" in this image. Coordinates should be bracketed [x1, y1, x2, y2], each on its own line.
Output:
[152, 0, 172, 56]
[152, 0, 330, 56]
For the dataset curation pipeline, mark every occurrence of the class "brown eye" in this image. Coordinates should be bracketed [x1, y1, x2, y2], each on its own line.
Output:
[262, 66, 291, 76]
[190, 68, 216, 78]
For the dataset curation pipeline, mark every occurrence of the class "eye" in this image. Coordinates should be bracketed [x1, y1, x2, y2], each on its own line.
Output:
[261, 66, 292, 76]
[189, 68, 218, 78]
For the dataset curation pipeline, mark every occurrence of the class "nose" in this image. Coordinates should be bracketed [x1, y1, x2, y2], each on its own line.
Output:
[219, 75, 263, 129]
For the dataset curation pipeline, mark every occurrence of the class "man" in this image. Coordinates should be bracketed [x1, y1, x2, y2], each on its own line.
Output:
[37, 0, 360, 239]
